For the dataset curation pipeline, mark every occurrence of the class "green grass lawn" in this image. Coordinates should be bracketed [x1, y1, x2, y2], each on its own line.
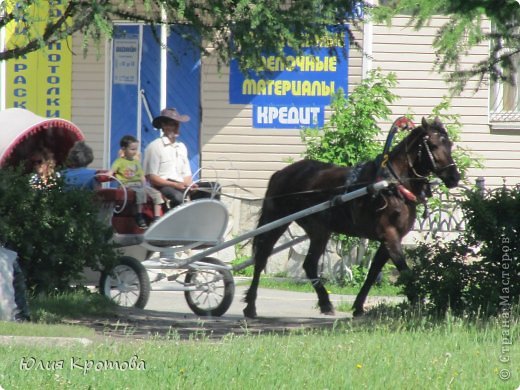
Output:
[0, 313, 517, 389]
[20, 290, 118, 324]
[0, 290, 517, 389]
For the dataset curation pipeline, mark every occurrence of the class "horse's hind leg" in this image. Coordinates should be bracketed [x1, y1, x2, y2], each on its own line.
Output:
[302, 230, 334, 315]
[243, 225, 289, 318]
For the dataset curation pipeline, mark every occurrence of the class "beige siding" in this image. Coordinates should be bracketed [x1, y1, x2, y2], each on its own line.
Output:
[66, 15, 520, 193]
[71, 34, 107, 169]
[200, 28, 364, 197]
[372, 16, 520, 188]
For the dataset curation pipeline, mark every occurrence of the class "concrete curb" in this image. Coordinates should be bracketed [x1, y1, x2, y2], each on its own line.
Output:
[0, 335, 92, 347]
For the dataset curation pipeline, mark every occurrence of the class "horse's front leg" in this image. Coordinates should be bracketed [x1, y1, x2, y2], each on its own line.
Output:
[352, 243, 390, 317]
[302, 230, 334, 315]
[353, 228, 415, 316]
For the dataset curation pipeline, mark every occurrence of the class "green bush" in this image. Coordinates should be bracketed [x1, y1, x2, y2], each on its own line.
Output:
[403, 186, 520, 317]
[0, 167, 120, 294]
[301, 68, 397, 165]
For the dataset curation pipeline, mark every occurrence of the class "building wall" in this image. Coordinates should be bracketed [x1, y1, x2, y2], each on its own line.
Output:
[372, 16, 520, 188]
[63, 15, 520, 273]
[71, 34, 108, 169]
[69, 16, 520, 208]
[200, 29, 364, 197]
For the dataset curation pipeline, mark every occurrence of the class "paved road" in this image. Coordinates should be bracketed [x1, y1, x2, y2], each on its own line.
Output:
[77, 284, 403, 340]
[147, 283, 353, 319]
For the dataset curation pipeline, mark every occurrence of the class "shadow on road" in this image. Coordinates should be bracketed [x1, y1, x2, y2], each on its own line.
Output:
[67, 306, 353, 340]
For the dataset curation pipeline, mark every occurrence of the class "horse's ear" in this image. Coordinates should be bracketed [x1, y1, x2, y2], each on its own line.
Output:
[421, 117, 429, 128]
[433, 116, 443, 126]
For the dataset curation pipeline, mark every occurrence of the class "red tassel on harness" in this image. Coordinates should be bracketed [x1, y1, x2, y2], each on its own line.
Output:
[397, 185, 417, 202]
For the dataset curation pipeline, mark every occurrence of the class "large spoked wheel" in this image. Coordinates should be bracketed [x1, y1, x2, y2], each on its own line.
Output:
[184, 257, 235, 317]
[99, 256, 150, 309]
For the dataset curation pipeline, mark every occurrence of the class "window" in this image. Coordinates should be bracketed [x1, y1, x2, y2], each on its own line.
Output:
[489, 24, 520, 123]
[490, 54, 520, 122]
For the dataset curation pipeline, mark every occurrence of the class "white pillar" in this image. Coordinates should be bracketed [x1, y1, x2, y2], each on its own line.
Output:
[362, 0, 374, 79]
[160, 7, 168, 111]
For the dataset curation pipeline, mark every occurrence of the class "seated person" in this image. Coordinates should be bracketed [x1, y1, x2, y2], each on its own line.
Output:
[29, 146, 60, 190]
[143, 108, 198, 208]
[61, 141, 99, 190]
[111, 135, 164, 229]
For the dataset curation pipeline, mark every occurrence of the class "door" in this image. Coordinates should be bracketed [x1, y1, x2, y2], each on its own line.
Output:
[109, 24, 201, 175]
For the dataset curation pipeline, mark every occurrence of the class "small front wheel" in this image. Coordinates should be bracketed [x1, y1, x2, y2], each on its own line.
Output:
[184, 257, 234, 316]
[100, 256, 150, 309]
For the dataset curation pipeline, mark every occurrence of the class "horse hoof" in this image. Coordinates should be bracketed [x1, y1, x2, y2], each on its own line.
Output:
[320, 305, 335, 316]
[352, 308, 364, 317]
[243, 307, 257, 319]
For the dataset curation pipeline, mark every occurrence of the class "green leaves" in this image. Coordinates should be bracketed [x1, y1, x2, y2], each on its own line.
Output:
[373, 0, 520, 93]
[403, 185, 520, 317]
[0, 168, 119, 293]
[1, 1, 364, 72]
[301, 69, 398, 166]
[300, 69, 397, 272]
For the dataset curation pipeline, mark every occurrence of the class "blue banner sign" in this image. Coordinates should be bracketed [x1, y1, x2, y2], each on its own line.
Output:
[229, 28, 349, 129]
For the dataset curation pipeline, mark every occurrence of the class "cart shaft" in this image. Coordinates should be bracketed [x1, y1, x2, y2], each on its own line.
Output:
[181, 181, 388, 265]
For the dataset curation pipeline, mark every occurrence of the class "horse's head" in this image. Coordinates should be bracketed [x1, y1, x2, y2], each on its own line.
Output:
[408, 117, 461, 188]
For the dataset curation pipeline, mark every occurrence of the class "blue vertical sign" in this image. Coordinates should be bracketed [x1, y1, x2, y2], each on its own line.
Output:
[229, 27, 349, 129]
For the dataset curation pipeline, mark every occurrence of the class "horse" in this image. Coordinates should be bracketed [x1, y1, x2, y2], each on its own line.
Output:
[243, 117, 461, 318]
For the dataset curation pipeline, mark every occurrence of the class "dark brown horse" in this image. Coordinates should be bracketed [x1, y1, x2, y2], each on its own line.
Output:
[243, 117, 461, 318]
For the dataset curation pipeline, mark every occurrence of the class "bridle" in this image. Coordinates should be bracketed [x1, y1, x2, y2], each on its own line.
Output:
[407, 130, 456, 179]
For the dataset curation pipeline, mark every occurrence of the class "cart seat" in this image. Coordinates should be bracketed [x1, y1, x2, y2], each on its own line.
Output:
[143, 199, 229, 248]
[96, 186, 136, 210]
[95, 187, 152, 243]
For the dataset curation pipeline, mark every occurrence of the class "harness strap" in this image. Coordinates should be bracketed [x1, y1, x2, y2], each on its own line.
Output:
[344, 164, 363, 192]
[422, 137, 456, 173]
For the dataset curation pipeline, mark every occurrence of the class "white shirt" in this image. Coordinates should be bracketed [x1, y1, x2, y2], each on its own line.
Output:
[144, 136, 192, 182]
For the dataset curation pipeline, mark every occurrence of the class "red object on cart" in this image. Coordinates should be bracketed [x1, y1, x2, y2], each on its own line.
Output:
[0, 108, 84, 170]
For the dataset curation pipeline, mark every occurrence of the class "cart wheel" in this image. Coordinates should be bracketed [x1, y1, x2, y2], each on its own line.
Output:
[184, 257, 234, 317]
[99, 256, 150, 309]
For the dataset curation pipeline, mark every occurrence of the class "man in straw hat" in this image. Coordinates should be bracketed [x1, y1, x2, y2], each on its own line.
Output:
[144, 108, 198, 208]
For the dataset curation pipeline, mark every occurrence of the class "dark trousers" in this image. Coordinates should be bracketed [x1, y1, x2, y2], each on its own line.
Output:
[13, 259, 30, 321]
[159, 186, 186, 208]
[159, 181, 221, 208]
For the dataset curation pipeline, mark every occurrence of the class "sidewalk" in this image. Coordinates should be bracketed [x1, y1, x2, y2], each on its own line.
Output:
[148, 282, 404, 320]
[73, 285, 405, 339]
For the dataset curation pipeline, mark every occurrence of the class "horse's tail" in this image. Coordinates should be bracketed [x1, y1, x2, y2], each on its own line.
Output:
[251, 170, 287, 261]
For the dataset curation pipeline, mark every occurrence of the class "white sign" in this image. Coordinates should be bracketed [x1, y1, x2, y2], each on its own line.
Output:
[113, 38, 139, 85]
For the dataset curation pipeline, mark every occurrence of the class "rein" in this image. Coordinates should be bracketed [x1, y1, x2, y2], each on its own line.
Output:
[198, 118, 455, 205]
[378, 117, 457, 204]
